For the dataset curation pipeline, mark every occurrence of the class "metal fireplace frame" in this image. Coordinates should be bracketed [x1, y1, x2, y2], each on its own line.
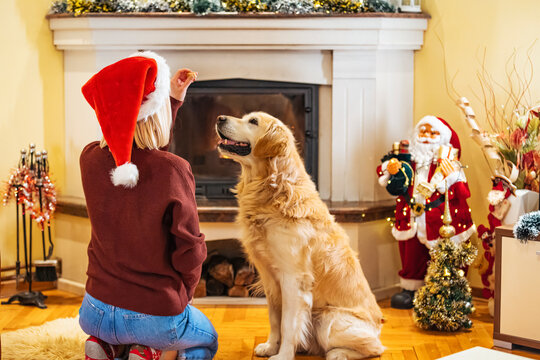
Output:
[177, 78, 319, 199]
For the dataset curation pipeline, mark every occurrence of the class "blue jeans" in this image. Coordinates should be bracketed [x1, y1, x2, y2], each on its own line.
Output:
[79, 293, 218, 360]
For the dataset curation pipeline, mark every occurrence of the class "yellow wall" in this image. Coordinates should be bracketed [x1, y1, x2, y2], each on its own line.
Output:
[2, 0, 539, 291]
[0, 1, 64, 270]
[414, 0, 540, 287]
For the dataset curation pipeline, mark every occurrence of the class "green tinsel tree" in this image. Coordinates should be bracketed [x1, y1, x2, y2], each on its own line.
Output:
[413, 195, 478, 332]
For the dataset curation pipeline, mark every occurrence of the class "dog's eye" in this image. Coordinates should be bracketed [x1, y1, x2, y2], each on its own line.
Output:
[249, 118, 258, 126]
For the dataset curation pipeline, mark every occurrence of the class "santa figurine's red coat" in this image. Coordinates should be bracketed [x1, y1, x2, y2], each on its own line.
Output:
[388, 162, 475, 246]
[376, 116, 476, 307]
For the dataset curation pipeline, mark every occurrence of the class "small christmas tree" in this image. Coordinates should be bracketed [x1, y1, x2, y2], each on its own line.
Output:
[413, 185, 477, 331]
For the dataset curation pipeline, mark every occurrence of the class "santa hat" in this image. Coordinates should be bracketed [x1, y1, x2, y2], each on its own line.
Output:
[82, 51, 170, 188]
[416, 115, 461, 159]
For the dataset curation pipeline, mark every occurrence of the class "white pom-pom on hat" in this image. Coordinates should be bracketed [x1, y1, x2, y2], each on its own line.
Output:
[110, 162, 139, 188]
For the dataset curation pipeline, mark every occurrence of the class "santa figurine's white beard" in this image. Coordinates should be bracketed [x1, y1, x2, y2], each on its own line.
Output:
[410, 137, 441, 167]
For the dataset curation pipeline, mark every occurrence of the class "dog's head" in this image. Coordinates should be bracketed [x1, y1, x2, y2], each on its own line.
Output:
[215, 112, 294, 164]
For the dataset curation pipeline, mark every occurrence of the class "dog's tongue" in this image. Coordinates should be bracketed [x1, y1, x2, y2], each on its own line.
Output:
[219, 138, 249, 147]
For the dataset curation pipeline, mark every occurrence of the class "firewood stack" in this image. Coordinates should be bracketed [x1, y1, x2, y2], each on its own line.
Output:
[194, 254, 259, 297]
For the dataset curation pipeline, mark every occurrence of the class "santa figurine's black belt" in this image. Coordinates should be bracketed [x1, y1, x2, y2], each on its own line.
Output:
[403, 193, 446, 216]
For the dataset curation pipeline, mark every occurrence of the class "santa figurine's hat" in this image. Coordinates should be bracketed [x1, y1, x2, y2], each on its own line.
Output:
[82, 51, 170, 188]
[416, 115, 462, 159]
[487, 175, 516, 206]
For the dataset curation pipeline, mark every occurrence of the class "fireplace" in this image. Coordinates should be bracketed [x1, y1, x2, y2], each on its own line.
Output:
[169, 79, 319, 199]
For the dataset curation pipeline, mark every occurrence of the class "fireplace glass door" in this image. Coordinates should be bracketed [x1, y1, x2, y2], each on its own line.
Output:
[169, 79, 318, 199]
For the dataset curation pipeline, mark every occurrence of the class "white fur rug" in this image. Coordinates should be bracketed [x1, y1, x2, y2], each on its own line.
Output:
[1, 316, 86, 360]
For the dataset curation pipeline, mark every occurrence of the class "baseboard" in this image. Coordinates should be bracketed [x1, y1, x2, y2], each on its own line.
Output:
[57, 278, 86, 296]
[373, 284, 400, 301]
[371, 285, 485, 302]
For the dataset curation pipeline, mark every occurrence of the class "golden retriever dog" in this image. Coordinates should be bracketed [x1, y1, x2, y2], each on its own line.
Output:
[215, 112, 384, 360]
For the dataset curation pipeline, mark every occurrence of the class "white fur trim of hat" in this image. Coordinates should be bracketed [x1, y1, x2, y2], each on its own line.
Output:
[130, 51, 171, 121]
[416, 115, 452, 145]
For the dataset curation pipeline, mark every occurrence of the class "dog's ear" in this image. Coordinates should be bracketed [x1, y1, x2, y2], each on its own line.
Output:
[253, 123, 289, 158]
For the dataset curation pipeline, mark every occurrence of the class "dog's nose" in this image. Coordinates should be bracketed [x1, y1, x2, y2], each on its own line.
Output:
[217, 116, 227, 124]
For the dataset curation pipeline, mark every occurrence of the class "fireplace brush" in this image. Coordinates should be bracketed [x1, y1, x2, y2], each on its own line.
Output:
[13, 149, 27, 287]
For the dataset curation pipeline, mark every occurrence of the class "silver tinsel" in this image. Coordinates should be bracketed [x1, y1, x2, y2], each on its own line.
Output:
[116, 0, 140, 11]
[139, 0, 173, 12]
[190, 0, 222, 14]
[50, 0, 68, 13]
[514, 210, 540, 243]
[271, 0, 316, 14]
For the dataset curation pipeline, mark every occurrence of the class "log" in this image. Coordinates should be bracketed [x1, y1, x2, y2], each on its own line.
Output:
[207, 255, 234, 288]
[231, 257, 256, 286]
[206, 277, 226, 296]
[228, 285, 250, 297]
[194, 278, 207, 298]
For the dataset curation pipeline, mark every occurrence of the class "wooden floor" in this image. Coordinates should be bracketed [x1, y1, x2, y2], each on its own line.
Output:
[1, 290, 540, 360]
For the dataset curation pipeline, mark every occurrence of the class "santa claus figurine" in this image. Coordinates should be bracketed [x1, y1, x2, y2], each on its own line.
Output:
[376, 116, 476, 309]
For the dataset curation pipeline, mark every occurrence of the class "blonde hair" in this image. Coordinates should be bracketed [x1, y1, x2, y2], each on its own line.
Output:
[100, 97, 173, 150]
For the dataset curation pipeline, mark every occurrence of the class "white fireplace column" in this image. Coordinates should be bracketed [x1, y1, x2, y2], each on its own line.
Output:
[332, 49, 414, 202]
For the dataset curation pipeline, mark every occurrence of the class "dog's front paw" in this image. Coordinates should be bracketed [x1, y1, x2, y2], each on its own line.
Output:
[268, 354, 293, 360]
[254, 342, 280, 357]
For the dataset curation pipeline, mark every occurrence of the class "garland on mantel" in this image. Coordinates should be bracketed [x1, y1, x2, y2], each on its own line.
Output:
[50, 0, 395, 16]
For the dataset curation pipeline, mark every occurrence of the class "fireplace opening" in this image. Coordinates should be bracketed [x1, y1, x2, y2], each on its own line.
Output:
[194, 238, 263, 299]
[169, 79, 319, 199]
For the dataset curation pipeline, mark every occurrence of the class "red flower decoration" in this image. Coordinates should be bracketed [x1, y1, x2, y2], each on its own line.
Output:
[509, 128, 528, 149]
[522, 150, 535, 169]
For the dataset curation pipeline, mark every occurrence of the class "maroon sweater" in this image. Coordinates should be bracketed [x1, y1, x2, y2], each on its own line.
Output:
[80, 98, 206, 316]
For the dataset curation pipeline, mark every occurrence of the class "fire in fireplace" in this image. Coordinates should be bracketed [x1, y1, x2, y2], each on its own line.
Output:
[169, 79, 319, 199]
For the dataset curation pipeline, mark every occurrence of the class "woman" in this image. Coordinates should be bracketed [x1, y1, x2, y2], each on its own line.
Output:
[79, 51, 217, 360]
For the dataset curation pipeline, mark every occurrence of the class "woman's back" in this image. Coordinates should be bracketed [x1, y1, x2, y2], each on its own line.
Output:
[80, 141, 205, 316]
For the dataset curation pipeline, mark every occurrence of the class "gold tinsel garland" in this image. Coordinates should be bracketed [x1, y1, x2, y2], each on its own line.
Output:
[222, 0, 268, 12]
[52, 0, 394, 16]
[67, 0, 94, 16]
[313, 0, 363, 13]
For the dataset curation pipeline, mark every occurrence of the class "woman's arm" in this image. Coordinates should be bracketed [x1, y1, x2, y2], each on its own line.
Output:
[163, 68, 197, 151]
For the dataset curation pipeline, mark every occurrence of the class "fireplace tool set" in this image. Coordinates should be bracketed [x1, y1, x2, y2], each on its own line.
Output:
[2, 144, 58, 309]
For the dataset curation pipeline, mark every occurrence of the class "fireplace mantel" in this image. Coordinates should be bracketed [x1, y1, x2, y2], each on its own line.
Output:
[48, 13, 428, 51]
[48, 14, 427, 202]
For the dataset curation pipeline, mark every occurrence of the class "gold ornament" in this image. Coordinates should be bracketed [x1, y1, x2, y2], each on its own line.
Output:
[443, 267, 451, 277]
